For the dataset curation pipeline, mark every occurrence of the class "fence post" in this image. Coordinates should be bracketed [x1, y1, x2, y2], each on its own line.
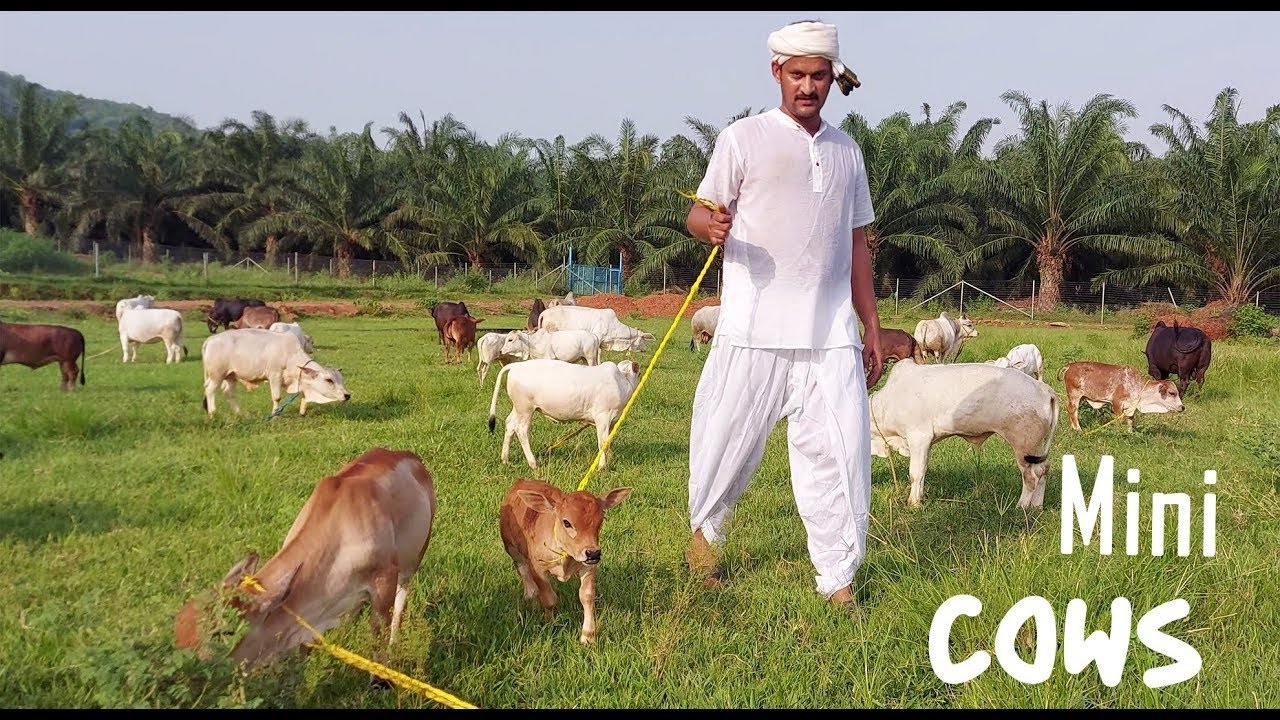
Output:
[894, 278, 900, 316]
[1257, 291, 1261, 307]
[1167, 287, 1177, 307]
[203, 252, 209, 284]
[94, 242, 100, 278]
[373, 260, 377, 287]
[1100, 281, 1106, 324]
[959, 281, 965, 315]
[127, 247, 132, 264]
[663, 266, 668, 292]
[434, 266, 438, 287]
[1030, 280, 1036, 321]
[294, 252, 300, 284]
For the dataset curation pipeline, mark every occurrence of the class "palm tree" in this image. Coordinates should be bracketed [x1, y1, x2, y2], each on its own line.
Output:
[243, 124, 420, 278]
[963, 91, 1162, 310]
[65, 116, 219, 261]
[554, 119, 689, 283]
[841, 102, 998, 296]
[196, 110, 315, 264]
[1098, 88, 1280, 306]
[0, 78, 81, 235]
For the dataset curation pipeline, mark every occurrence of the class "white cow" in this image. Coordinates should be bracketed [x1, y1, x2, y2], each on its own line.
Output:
[118, 305, 185, 363]
[546, 291, 576, 308]
[268, 321, 315, 353]
[912, 311, 978, 363]
[987, 343, 1044, 381]
[868, 358, 1060, 510]
[488, 358, 641, 471]
[499, 328, 601, 367]
[688, 305, 720, 352]
[201, 328, 350, 417]
[476, 331, 521, 384]
[115, 294, 155, 321]
[537, 305, 654, 353]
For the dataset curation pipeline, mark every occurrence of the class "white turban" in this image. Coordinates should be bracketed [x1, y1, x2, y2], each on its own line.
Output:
[767, 21, 861, 94]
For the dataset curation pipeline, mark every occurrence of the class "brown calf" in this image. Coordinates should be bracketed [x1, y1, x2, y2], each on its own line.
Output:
[499, 479, 632, 645]
[527, 298, 546, 332]
[1060, 361, 1184, 432]
[0, 321, 86, 391]
[175, 448, 436, 677]
[229, 305, 281, 330]
[877, 327, 918, 363]
[443, 315, 483, 365]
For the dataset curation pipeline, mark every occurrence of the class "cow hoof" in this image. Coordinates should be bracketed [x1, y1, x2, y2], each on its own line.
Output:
[579, 631, 596, 645]
[369, 676, 392, 691]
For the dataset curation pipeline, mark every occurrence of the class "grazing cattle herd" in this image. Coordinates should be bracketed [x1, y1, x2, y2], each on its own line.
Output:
[0, 289, 1228, 672]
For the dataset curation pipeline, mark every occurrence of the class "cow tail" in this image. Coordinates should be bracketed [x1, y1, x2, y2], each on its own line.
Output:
[79, 342, 86, 386]
[689, 336, 695, 352]
[488, 364, 513, 433]
[1057, 365, 1068, 382]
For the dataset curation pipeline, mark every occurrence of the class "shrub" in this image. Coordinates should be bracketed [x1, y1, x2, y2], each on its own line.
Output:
[0, 231, 84, 275]
[1230, 303, 1280, 339]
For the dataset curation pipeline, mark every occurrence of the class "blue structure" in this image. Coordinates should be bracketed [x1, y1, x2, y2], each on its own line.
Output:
[565, 246, 623, 295]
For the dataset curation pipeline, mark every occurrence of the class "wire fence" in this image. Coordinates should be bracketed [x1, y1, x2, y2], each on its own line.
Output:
[75, 240, 1280, 316]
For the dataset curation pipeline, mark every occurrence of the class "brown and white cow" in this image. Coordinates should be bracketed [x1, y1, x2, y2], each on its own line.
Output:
[499, 478, 632, 645]
[0, 321, 86, 391]
[175, 448, 436, 676]
[430, 301, 471, 346]
[1060, 361, 1184, 432]
[877, 327, 918, 364]
[229, 305, 281, 330]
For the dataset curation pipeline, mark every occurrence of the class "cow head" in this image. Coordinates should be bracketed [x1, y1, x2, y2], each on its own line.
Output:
[499, 331, 534, 360]
[175, 551, 308, 667]
[287, 362, 351, 405]
[515, 486, 633, 565]
[956, 314, 978, 339]
[1134, 379, 1184, 416]
[616, 359, 641, 394]
[205, 314, 220, 333]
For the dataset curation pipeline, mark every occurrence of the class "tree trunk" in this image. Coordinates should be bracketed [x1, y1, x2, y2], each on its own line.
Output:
[865, 228, 880, 271]
[265, 235, 280, 267]
[141, 225, 158, 264]
[335, 239, 353, 279]
[18, 189, 40, 235]
[466, 249, 483, 271]
[1036, 243, 1065, 311]
[619, 245, 633, 288]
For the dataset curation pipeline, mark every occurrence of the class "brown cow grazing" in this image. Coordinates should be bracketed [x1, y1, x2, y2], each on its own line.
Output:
[1144, 320, 1212, 395]
[175, 448, 436, 679]
[1060, 361, 1184, 432]
[431, 301, 471, 346]
[0, 321, 86, 391]
[527, 299, 546, 332]
[229, 305, 281, 330]
[443, 315, 484, 365]
[877, 327, 918, 364]
[499, 479, 633, 645]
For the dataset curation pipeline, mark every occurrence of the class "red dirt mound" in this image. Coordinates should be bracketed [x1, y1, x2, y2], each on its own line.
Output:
[1148, 299, 1238, 341]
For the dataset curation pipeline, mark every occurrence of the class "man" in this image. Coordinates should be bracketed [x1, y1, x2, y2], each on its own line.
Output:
[683, 19, 883, 609]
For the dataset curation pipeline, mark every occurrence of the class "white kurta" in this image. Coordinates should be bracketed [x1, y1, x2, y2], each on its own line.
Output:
[688, 108, 877, 598]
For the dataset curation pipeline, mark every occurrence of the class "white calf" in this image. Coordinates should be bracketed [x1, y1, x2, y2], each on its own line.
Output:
[987, 343, 1044, 381]
[115, 294, 155, 321]
[268, 321, 315, 353]
[118, 306, 185, 363]
[499, 328, 601, 367]
[487, 359, 640, 471]
[477, 331, 520, 384]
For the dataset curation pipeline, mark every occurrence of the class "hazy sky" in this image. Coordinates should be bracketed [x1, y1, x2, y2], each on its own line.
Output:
[2, 11, 1276, 155]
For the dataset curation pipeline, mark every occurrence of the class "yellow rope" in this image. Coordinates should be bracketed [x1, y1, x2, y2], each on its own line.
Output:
[238, 575, 477, 709]
[576, 190, 721, 492]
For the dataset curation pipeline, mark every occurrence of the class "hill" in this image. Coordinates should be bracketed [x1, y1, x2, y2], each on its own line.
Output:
[0, 69, 199, 135]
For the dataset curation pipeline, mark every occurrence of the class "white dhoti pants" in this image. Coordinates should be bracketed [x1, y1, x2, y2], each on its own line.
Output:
[688, 343, 872, 598]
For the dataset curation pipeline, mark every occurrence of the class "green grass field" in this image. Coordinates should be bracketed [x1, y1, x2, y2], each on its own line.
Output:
[1, 307, 1277, 709]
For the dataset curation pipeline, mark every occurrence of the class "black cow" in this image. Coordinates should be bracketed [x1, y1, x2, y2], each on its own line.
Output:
[206, 298, 266, 333]
[430, 301, 471, 345]
[527, 299, 546, 332]
[1143, 320, 1212, 395]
